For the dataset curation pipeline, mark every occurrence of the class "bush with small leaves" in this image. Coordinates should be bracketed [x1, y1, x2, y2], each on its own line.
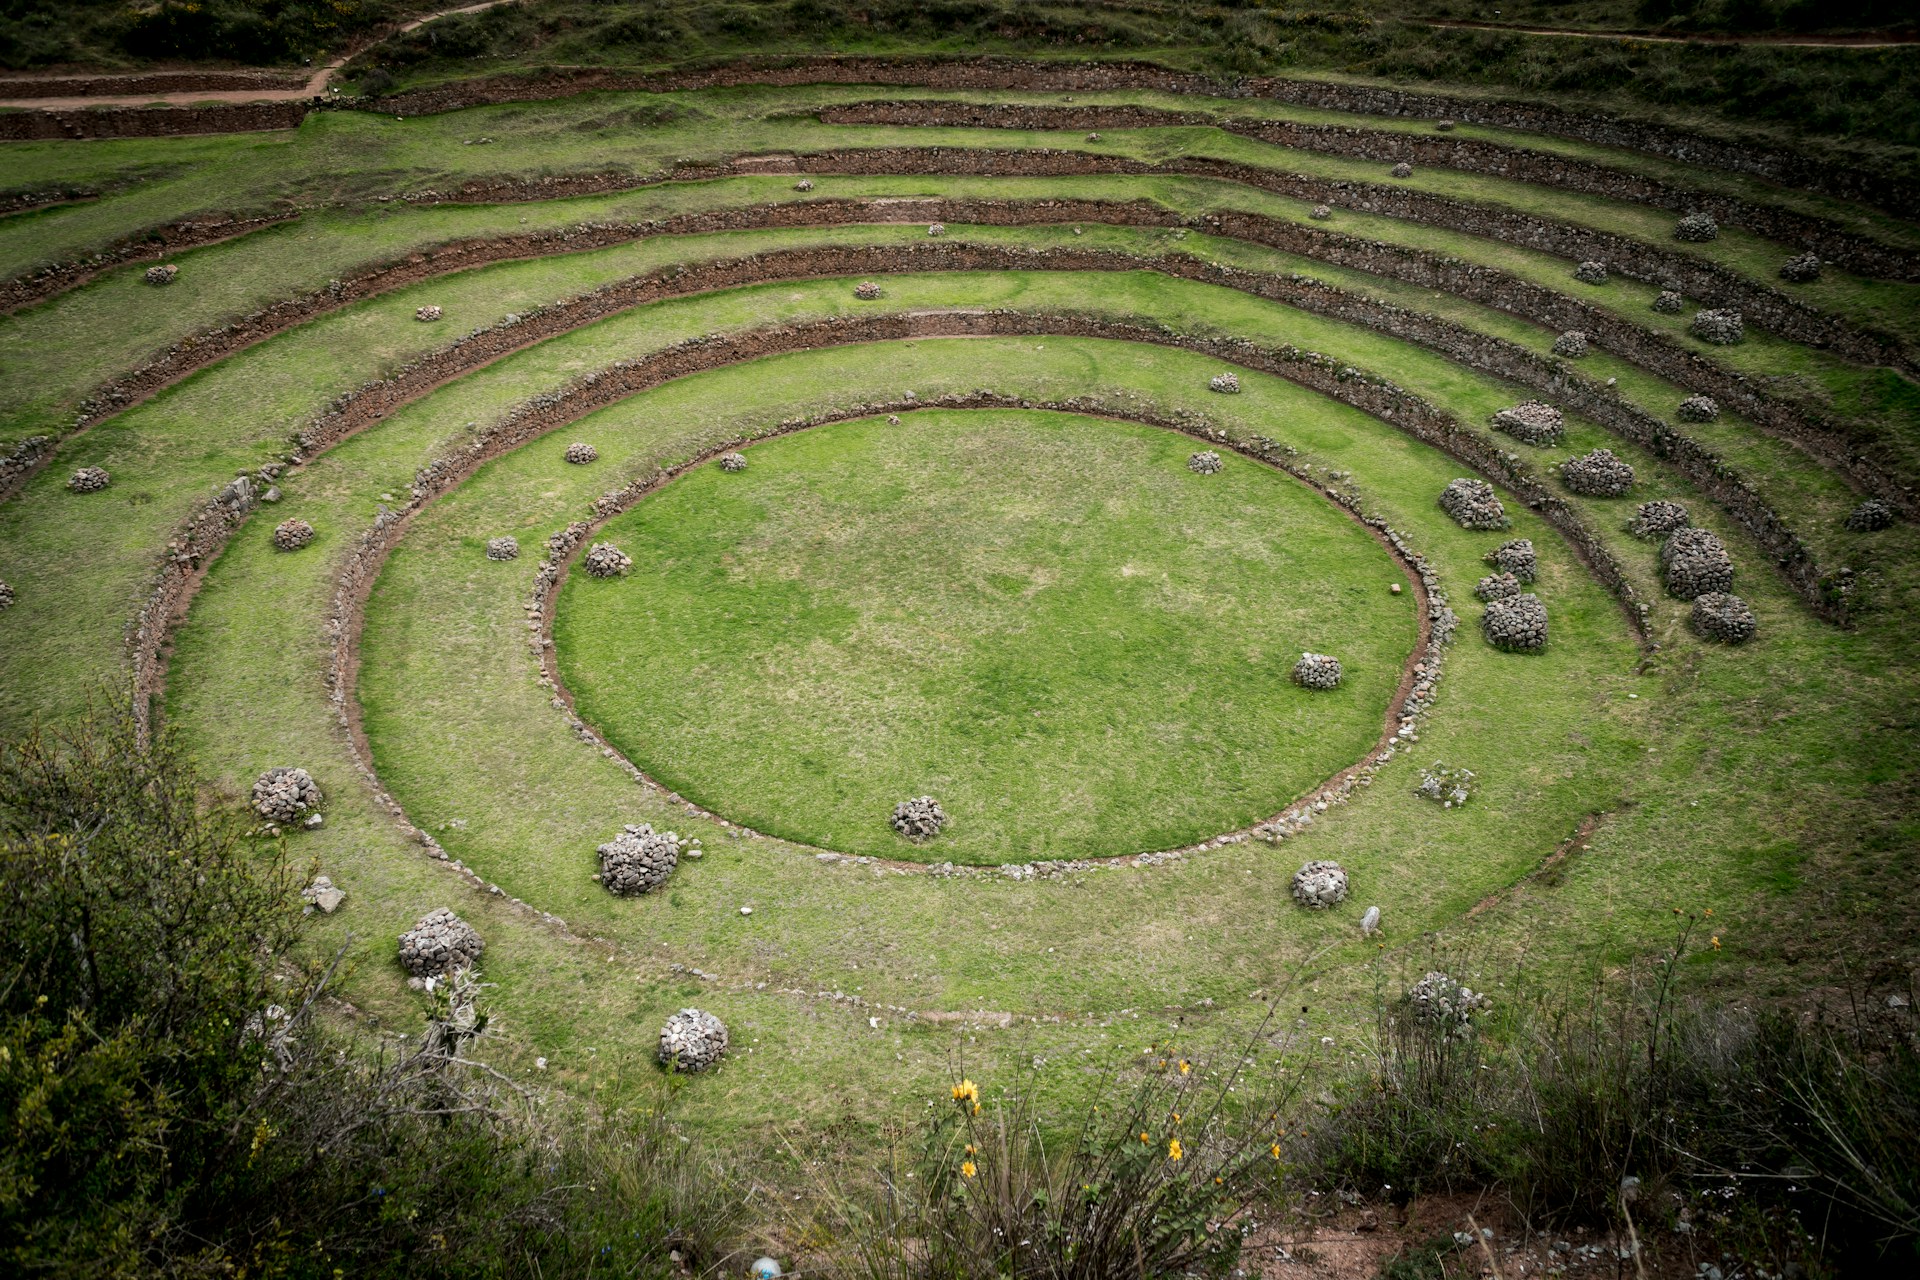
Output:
[67, 466, 110, 493]
[1661, 527, 1735, 599]
[891, 796, 947, 841]
[1208, 371, 1240, 394]
[1844, 498, 1896, 532]
[1492, 401, 1564, 446]
[581, 543, 631, 579]
[144, 264, 177, 286]
[853, 280, 883, 300]
[1475, 572, 1521, 602]
[1487, 538, 1536, 583]
[397, 908, 484, 978]
[1415, 763, 1475, 807]
[658, 1008, 729, 1072]
[1439, 478, 1508, 530]
[1779, 252, 1822, 283]
[415, 305, 442, 322]
[1408, 971, 1491, 1034]
[1560, 448, 1635, 497]
[484, 536, 518, 561]
[597, 823, 680, 895]
[1627, 500, 1690, 540]
[272, 519, 315, 551]
[1482, 592, 1549, 651]
[1676, 395, 1719, 422]
[1292, 652, 1343, 689]
[1691, 592, 1757, 644]
[1309, 204, 1332, 220]
[1691, 309, 1744, 345]
[1390, 162, 1413, 178]
[1187, 451, 1223, 475]
[1652, 290, 1684, 314]
[1552, 330, 1590, 358]
[563, 442, 598, 465]
[793, 178, 814, 192]
[1573, 261, 1608, 285]
[1290, 860, 1349, 909]
[1674, 212, 1719, 242]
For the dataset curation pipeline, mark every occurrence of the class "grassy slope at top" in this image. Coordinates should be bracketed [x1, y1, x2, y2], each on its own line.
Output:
[557, 410, 1418, 863]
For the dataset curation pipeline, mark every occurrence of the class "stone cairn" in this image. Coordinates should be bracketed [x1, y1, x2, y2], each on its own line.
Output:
[1676, 394, 1720, 422]
[891, 796, 947, 842]
[1651, 290, 1685, 314]
[1482, 592, 1549, 651]
[1487, 538, 1537, 583]
[564, 442, 598, 465]
[272, 518, 315, 551]
[581, 542, 632, 578]
[398, 908, 485, 978]
[854, 280, 883, 300]
[1779, 252, 1822, 283]
[1291, 652, 1343, 689]
[1208, 371, 1240, 394]
[1407, 971, 1491, 1034]
[251, 766, 323, 823]
[415, 305, 443, 322]
[1845, 498, 1896, 532]
[1290, 860, 1350, 909]
[1309, 204, 1333, 220]
[1086, 131, 1102, 141]
[927, 223, 946, 236]
[1390, 162, 1413, 179]
[485, 535, 519, 561]
[597, 822, 681, 895]
[1674, 211, 1720, 242]
[658, 1008, 729, 1073]
[1187, 450, 1223, 475]
[793, 179, 814, 192]
[1492, 400, 1564, 447]
[1691, 592, 1757, 644]
[719, 452, 748, 472]
[1573, 260, 1608, 285]
[1415, 762, 1475, 807]
[1627, 499, 1690, 540]
[0, 579, 13, 610]
[1474, 571, 1521, 602]
[1691, 309, 1744, 345]
[1439, 478, 1508, 530]
[1551, 330, 1590, 358]
[1560, 448, 1635, 497]
[1661, 527, 1735, 598]
[145, 264, 178, 286]
[67, 466, 110, 493]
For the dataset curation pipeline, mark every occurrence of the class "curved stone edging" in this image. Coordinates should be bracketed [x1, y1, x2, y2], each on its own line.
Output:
[0, 210, 298, 313]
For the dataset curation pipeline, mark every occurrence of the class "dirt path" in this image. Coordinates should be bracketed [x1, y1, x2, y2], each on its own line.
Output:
[0, 1, 517, 108]
[1417, 17, 1918, 47]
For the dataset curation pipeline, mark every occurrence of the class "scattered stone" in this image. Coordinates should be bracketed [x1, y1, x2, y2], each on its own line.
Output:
[1627, 500, 1691, 540]
[485, 535, 519, 561]
[1560, 448, 1635, 497]
[272, 518, 315, 551]
[1085, 131, 1102, 142]
[302, 874, 347, 914]
[0, 580, 12, 610]
[793, 179, 814, 192]
[1407, 970, 1491, 1032]
[1779, 251, 1822, 283]
[1573, 260, 1608, 285]
[719, 452, 748, 472]
[67, 466, 110, 493]
[1290, 860, 1350, 909]
[1492, 400, 1564, 446]
[658, 1008, 729, 1073]
[1661, 527, 1735, 599]
[1487, 538, 1537, 583]
[597, 823, 681, 895]
[1415, 762, 1476, 807]
[564, 442, 598, 465]
[1309, 204, 1332, 220]
[398, 908, 484, 978]
[144, 264, 178, 286]
[1673, 212, 1720, 243]
[1436, 119, 1455, 131]
[251, 766, 323, 822]
[853, 280, 883, 300]
[1474, 571, 1522, 602]
[1551, 330, 1590, 358]
[891, 795, 947, 841]
[1360, 905, 1382, 935]
[581, 542, 632, 578]
[1292, 652, 1343, 689]
[1690, 309, 1744, 345]
[1208, 371, 1241, 394]
[1844, 498, 1897, 532]
[1390, 162, 1413, 179]
[1439, 477, 1508, 530]
[1482, 592, 1549, 651]
[1187, 450, 1223, 475]
[1676, 394, 1720, 422]
[927, 223, 945, 236]
[1651, 290, 1685, 314]
[1690, 592, 1757, 644]
[415, 305, 442, 322]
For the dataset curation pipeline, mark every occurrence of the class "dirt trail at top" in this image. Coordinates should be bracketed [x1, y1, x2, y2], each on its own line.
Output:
[0, 0, 517, 108]
[1417, 17, 1918, 47]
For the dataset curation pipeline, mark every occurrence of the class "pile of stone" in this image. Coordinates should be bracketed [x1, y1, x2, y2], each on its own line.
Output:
[1292, 652, 1343, 689]
[398, 908, 485, 978]
[1415, 762, 1475, 808]
[1290, 860, 1349, 909]
[415, 305, 442, 322]
[251, 766, 323, 823]
[485, 535, 519, 561]
[793, 179, 814, 192]
[1407, 970, 1491, 1033]
[1209, 371, 1240, 394]
[1652, 290, 1684, 314]
[1474, 571, 1521, 602]
[1551, 330, 1590, 358]
[1627, 499, 1690, 540]
[1690, 592, 1757, 644]
[67, 466, 110, 493]
[658, 1008, 729, 1073]
[1573, 260, 1608, 285]
[1674, 212, 1720, 242]
[1845, 498, 1896, 532]
[145, 264, 178, 286]
[1390, 162, 1413, 179]
[719, 452, 748, 472]
[564, 442, 598, 465]
[1676, 395, 1720, 422]
[1309, 204, 1332, 220]
[1779, 252, 1822, 283]
[1487, 538, 1537, 583]
[1661, 527, 1735, 598]
[581, 543, 632, 578]
[597, 822, 681, 895]
[891, 795, 947, 841]
[1188, 450, 1223, 474]
[854, 281, 883, 300]
[1492, 400, 1564, 446]
[301, 874, 346, 914]
[272, 518, 315, 551]
[1560, 448, 1635, 497]
[1690, 309, 1744, 345]
[927, 223, 946, 236]
[1482, 592, 1549, 651]
[0, 579, 13, 610]
[1085, 131, 1102, 142]
[1439, 478, 1508, 530]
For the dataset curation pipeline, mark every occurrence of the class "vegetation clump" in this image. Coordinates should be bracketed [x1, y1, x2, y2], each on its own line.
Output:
[1440, 477, 1508, 529]
[597, 822, 680, 895]
[1560, 448, 1635, 497]
[658, 1008, 729, 1073]
[1482, 592, 1550, 651]
[1290, 859, 1350, 908]
[1691, 592, 1757, 644]
[1662, 527, 1737, 598]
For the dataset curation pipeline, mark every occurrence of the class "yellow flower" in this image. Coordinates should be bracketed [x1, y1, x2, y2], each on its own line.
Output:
[964, 1143, 977, 1155]
[1704, 908, 1714, 917]
[952, 1079, 979, 1106]
[1177, 1059, 1192, 1075]
[1140, 1131, 1151, 1143]
[1168, 1138, 1183, 1161]
[1171, 1111, 1182, 1124]
[1710, 935, 1721, 950]
[1270, 1142, 1282, 1160]
[961, 1160, 977, 1179]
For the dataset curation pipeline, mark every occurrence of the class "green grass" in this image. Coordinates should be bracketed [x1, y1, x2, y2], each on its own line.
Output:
[557, 409, 1418, 864]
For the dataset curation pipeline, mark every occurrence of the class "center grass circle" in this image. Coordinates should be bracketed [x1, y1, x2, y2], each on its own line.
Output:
[554, 410, 1417, 864]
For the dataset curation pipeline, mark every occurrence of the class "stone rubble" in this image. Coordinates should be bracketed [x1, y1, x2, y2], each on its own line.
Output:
[793, 179, 814, 192]
[1844, 498, 1896, 532]
[1292, 652, 1343, 689]
[581, 542, 632, 578]
[1560, 447, 1635, 497]
[1661, 527, 1736, 598]
[1651, 290, 1685, 314]
[563, 441, 598, 465]
[891, 795, 948, 841]
[1551, 330, 1590, 357]
[1573, 260, 1608, 285]
[251, 766, 323, 822]
[67, 465, 110, 493]
[1779, 251, 1822, 283]
[854, 280, 883, 299]
[1290, 860, 1350, 909]
[1415, 762, 1475, 807]
[1690, 592, 1757, 644]
[1487, 538, 1537, 583]
[272, 518, 315, 551]
[485, 535, 519, 561]
[597, 822, 681, 895]
[1474, 571, 1522, 602]
[1408, 970, 1492, 1033]
[1309, 204, 1333, 220]
[301, 874, 347, 914]
[1439, 477, 1508, 529]
[1491, 400, 1564, 446]
[1674, 211, 1720, 243]
[927, 222, 945, 236]
[1208, 371, 1240, 394]
[0, 579, 12, 610]
[1482, 592, 1549, 651]
[1627, 499, 1691, 540]
[1390, 162, 1413, 179]
[397, 908, 485, 978]
[144, 263, 178, 286]
[1690, 308, 1745, 345]
[1676, 394, 1720, 422]
[658, 1008, 729, 1072]
[1187, 450, 1223, 474]
[415, 305, 442, 322]
[719, 451, 748, 472]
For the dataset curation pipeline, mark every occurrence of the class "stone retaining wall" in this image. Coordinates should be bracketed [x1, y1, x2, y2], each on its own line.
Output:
[0, 99, 314, 140]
